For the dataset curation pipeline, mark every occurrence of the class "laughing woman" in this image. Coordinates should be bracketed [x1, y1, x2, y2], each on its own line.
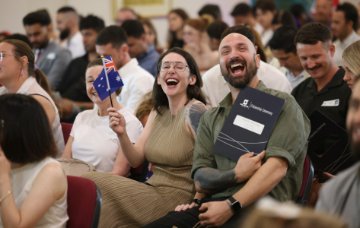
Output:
[62, 59, 143, 175]
[84, 47, 207, 227]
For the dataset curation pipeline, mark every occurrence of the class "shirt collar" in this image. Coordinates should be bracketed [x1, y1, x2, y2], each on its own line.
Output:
[306, 68, 345, 92]
[219, 81, 266, 108]
[118, 58, 139, 79]
[137, 45, 155, 61]
[340, 31, 360, 47]
[17, 77, 36, 94]
[286, 69, 307, 78]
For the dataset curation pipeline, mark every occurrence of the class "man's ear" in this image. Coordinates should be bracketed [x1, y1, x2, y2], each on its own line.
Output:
[120, 43, 129, 53]
[329, 43, 335, 57]
[141, 34, 147, 42]
[46, 24, 52, 33]
[255, 54, 260, 68]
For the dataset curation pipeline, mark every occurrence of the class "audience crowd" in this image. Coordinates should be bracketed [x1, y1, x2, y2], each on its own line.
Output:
[1, 0, 360, 227]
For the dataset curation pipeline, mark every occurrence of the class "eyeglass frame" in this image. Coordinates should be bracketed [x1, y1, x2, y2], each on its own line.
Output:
[159, 61, 189, 72]
[0, 52, 15, 62]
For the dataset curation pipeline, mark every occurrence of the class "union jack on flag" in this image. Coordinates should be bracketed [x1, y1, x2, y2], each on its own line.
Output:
[93, 56, 124, 101]
[103, 55, 115, 73]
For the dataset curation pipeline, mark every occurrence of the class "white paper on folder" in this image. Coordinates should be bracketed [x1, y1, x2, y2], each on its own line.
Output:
[233, 115, 264, 135]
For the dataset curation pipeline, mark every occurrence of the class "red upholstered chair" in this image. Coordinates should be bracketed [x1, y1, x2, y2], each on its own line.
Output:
[66, 176, 102, 228]
[296, 156, 314, 205]
[61, 122, 73, 144]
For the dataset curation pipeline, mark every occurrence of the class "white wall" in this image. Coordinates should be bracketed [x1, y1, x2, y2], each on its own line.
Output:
[0, 0, 245, 47]
[151, 0, 246, 47]
[0, 0, 115, 35]
[1, 0, 358, 46]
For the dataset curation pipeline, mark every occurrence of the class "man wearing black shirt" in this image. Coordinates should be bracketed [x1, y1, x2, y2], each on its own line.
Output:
[56, 15, 105, 122]
[292, 22, 352, 176]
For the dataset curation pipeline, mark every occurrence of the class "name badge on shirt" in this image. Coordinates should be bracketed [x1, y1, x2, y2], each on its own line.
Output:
[321, 99, 340, 107]
[47, 52, 56, 60]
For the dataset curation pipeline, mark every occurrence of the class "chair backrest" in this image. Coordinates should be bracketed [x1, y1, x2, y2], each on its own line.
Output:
[61, 122, 73, 144]
[296, 156, 314, 205]
[66, 176, 101, 228]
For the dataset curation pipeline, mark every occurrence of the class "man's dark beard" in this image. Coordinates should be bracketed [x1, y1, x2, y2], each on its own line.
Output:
[32, 40, 48, 49]
[59, 28, 70, 41]
[222, 56, 257, 89]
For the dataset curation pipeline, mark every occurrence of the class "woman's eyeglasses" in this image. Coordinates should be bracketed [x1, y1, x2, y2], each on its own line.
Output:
[160, 61, 189, 72]
[0, 52, 14, 62]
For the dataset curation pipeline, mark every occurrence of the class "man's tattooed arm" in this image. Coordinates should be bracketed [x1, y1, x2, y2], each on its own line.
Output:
[193, 167, 237, 194]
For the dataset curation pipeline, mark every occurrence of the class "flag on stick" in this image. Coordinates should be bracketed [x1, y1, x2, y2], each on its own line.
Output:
[93, 56, 123, 102]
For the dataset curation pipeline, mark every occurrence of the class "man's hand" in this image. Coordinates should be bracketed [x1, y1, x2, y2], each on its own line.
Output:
[234, 151, 265, 182]
[198, 201, 233, 227]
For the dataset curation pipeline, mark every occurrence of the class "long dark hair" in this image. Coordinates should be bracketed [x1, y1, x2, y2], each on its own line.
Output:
[167, 8, 189, 48]
[153, 47, 206, 114]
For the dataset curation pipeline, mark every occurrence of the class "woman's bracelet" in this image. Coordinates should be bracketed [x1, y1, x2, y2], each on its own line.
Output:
[0, 190, 11, 205]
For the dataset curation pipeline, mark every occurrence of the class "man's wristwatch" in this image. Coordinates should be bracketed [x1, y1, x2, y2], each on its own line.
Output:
[192, 198, 201, 205]
[226, 196, 242, 213]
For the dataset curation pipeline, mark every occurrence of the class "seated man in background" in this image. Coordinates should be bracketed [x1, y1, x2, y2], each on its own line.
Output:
[230, 2, 263, 36]
[206, 20, 229, 51]
[95, 25, 154, 113]
[56, 6, 86, 59]
[331, 2, 360, 66]
[121, 19, 160, 77]
[268, 26, 309, 90]
[292, 22, 353, 177]
[23, 10, 71, 90]
[56, 14, 105, 122]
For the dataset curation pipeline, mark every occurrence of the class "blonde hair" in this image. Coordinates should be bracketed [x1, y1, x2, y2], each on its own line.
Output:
[242, 207, 347, 228]
[135, 92, 153, 126]
[241, 198, 347, 228]
[342, 40, 360, 77]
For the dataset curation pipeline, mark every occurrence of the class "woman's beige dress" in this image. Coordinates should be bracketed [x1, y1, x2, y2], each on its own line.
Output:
[84, 100, 206, 227]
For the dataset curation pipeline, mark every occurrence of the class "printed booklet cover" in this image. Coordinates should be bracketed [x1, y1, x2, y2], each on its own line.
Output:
[213, 86, 284, 161]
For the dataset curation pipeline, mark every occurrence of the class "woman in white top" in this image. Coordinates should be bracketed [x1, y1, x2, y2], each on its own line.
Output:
[0, 94, 68, 228]
[62, 59, 143, 175]
[0, 39, 64, 154]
